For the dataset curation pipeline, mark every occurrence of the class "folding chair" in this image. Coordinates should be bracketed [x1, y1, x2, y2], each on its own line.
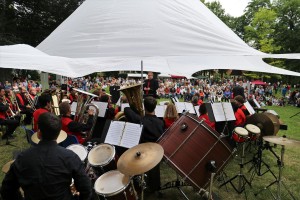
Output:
[59, 135, 79, 148]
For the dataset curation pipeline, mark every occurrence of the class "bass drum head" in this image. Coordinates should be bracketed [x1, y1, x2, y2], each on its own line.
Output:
[66, 144, 87, 161]
[94, 170, 130, 196]
[88, 144, 115, 167]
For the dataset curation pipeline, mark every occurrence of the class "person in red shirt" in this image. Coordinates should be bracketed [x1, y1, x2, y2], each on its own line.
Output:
[33, 94, 51, 132]
[163, 103, 179, 130]
[234, 95, 250, 116]
[59, 102, 94, 144]
[231, 101, 246, 127]
[198, 104, 215, 130]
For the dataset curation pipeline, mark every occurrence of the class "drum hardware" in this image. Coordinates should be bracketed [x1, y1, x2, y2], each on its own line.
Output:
[219, 131, 252, 194]
[254, 136, 299, 200]
[289, 111, 300, 118]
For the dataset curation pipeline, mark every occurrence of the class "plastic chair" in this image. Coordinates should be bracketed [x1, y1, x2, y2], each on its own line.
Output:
[22, 126, 35, 145]
[59, 135, 79, 148]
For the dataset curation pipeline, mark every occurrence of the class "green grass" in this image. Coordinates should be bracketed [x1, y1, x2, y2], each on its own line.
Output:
[1, 105, 300, 200]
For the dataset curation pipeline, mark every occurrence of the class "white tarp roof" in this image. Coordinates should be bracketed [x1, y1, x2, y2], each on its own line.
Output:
[1, 0, 300, 77]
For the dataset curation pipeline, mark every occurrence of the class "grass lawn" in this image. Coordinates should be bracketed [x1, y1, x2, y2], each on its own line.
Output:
[1, 104, 300, 199]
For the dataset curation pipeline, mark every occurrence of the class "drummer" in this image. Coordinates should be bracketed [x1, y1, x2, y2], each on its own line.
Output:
[32, 94, 51, 132]
[0, 112, 91, 199]
[234, 95, 250, 116]
[124, 96, 164, 193]
[231, 101, 246, 127]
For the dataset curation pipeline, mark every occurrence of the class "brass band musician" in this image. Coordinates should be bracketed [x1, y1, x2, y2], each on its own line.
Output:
[32, 94, 51, 132]
[0, 87, 20, 140]
[59, 102, 94, 144]
[15, 87, 34, 125]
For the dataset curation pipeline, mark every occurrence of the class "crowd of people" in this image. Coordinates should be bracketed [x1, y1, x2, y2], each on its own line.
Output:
[0, 72, 299, 199]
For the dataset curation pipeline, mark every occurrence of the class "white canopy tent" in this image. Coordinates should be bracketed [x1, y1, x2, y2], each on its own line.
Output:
[1, 0, 300, 77]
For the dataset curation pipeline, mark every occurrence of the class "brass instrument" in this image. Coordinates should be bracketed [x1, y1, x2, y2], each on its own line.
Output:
[114, 84, 144, 120]
[11, 91, 21, 114]
[1, 96, 17, 118]
[72, 88, 99, 139]
[118, 84, 144, 117]
[24, 91, 36, 111]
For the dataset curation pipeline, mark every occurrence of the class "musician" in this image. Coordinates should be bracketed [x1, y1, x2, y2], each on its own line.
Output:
[109, 77, 120, 104]
[143, 72, 159, 98]
[231, 101, 246, 127]
[163, 103, 179, 130]
[16, 87, 34, 125]
[33, 94, 51, 132]
[198, 104, 215, 130]
[29, 87, 38, 107]
[234, 95, 250, 116]
[59, 101, 94, 144]
[0, 112, 92, 200]
[232, 81, 245, 99]
[0, 87, 20, 139]
[124, 96, 164, 193]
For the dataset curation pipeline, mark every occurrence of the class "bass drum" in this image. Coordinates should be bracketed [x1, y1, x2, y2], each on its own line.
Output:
[158, 113, 234, 190]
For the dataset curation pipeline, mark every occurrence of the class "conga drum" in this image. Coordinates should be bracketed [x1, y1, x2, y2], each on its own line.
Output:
[232, 127, 249, 143]
[88, 144, 117, 176]
[66, 144, 88, 162]
[94, 170, 136, 200]
[158, 113, 234, 190]
[245, 124, 261, 141]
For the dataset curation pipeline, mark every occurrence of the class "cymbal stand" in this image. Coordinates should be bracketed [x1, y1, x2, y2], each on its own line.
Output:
[246, 141, 277, 183]
[160, 173, 190, 200]
[255, 144, 296, 200]
[219, 141, 251, 195]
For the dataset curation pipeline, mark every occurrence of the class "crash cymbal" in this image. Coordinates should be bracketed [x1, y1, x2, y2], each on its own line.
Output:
[246, 113, 274, 138]
[263, 136, 300, 147]
[117, 143, 164, 176]
[31, 130, 67, 144]
[263, 113, 280, 135]
[2, 160, 15, 174]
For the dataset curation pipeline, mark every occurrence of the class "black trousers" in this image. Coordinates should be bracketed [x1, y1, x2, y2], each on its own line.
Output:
[20, 108, 33, 125]
[0, 118, 20, 137]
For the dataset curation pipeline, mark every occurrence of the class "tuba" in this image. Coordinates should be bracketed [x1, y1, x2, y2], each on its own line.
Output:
[115, 84, 144, 120]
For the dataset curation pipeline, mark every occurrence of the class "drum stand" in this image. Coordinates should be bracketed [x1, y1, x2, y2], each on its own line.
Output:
[219, 141, 251, 194]
[254, 144, 296, 200]
[246, 140, 277, 183]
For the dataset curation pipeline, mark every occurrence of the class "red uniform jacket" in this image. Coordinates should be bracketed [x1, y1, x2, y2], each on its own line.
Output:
[33, 108, 49, 131]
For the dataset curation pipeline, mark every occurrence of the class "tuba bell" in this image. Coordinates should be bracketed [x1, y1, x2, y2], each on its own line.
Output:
[117, 84, 144, 118]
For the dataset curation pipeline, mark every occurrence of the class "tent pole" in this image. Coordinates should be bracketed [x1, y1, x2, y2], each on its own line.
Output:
[141, 60, 144, 96]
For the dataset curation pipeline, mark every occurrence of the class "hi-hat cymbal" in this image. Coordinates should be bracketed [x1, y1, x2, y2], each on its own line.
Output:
[117, 143, 164, 176]
[263, 136, 300, 147]
[31, 130, 67, 144]
[2, 160, 15, 174]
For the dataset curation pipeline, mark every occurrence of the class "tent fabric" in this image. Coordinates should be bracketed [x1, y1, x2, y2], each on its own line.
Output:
[0, 0, 300, 77]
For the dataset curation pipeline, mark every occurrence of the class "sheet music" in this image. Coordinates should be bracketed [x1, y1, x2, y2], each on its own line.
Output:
[121, 103, 130, 111]
[253, 99, 261, 108]
[104, 121, 125, 146]
[244, 101, 255, 115]
[194, 106, 200, 117]
[175, 102, 186, 113]
[70, 102, 77, 115]
[90, 101, 108, 117]
[155, 105, 166, 118]
[184, 102, 196, 114]
[222, 102, 236, 121]
[211, 103, 226, 122]
[121, 123, 143, 148]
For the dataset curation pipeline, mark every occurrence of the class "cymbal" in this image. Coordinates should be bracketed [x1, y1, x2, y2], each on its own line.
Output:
[117, 143, 164, 176]
[31, 130, 67, 144]
[2, 160, 15, 174]
[246, 113, 275, 138]
[263, 136, 300, 147]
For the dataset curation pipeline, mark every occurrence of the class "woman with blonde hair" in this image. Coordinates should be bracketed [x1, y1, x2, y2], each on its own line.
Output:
[163, 103, 179, 129]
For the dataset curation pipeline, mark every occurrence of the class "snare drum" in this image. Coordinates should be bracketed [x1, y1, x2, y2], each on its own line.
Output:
[94, 170, 136, 200]
[232, 127, 249, 143]
[245, 124, 261, 141]
[158, 113, 234, 190]
[88, 144, 117, 176]
[66, 144, 88, 162]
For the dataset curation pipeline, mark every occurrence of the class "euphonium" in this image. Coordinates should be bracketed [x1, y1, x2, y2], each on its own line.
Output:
[118, 84, 144, 117]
